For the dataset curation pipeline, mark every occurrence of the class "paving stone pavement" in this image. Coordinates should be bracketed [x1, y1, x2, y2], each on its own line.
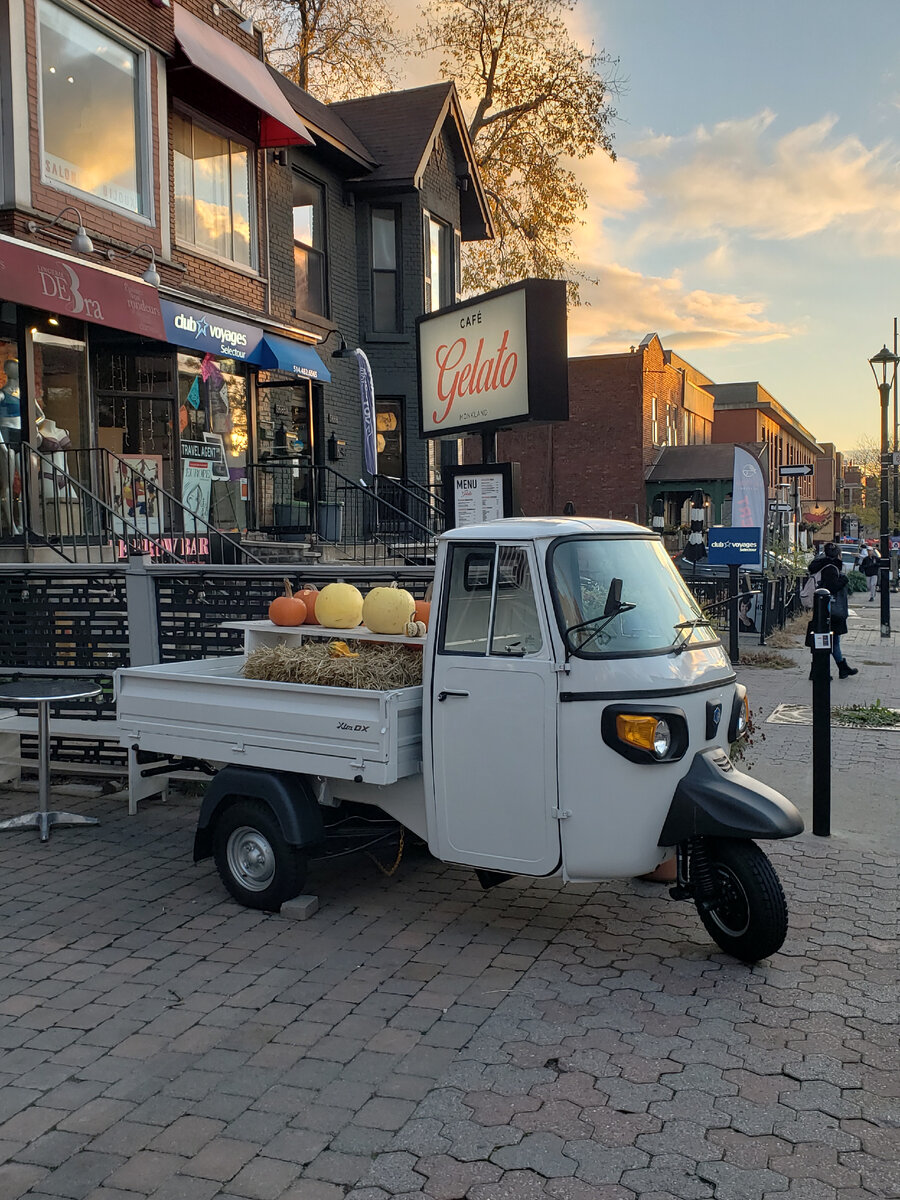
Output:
[0, 593, 898, 1199]
[0, 781, 896, 1200]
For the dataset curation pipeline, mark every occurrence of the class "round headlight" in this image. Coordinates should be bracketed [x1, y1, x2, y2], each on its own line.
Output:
[652, 718, 672, 758]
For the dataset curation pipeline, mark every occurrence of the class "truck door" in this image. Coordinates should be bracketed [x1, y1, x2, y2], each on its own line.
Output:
[427, 542, 560, 874]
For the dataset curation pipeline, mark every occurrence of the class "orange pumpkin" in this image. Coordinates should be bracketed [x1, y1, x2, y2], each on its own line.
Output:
[297, 585, 319, 624]
[269, 578, 307, 627]
[414, 599, 431, 629]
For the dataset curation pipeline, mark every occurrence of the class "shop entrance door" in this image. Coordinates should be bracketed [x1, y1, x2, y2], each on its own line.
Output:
[254, 381, 314, 534]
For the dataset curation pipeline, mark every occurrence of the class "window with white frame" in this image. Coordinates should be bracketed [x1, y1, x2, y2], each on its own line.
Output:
[424, 211, 452, 312]
[37, 1, 148, 214]
[293, 173, 326, 315]
[650, 395, 659, 445]
[173, 111, 254, 267]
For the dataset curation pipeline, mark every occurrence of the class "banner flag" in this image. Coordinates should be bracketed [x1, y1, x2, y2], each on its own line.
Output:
[354, 349, 378, 475]
[732, 446, 766, 568]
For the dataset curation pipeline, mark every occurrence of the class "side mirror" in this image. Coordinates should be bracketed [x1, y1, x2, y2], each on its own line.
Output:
[603, 578, 624, 617]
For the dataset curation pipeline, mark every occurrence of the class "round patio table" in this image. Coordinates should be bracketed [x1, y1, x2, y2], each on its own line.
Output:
[0, 680, 102, 842]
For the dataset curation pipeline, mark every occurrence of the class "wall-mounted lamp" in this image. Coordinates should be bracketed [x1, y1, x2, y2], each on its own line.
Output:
[238, 16, 255, 33]
[108, 242, 161, 288]
[272, 150, 287, 166]
[457, 172, 470, 192]
[27, 205, 94, 255]
[321, 328, 354, 358]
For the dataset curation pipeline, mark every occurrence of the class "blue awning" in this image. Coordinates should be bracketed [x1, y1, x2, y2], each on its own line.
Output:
[255, 334, 331, 382]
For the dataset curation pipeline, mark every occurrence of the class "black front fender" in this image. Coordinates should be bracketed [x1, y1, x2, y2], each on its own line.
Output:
[193, 766, 325, 862]
[658, 749, 803, 845]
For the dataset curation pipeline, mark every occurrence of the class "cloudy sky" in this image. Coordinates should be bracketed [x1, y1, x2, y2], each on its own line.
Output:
[561, 0, 900, 452]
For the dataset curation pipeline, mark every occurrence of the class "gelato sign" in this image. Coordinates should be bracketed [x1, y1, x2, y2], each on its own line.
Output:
[417, 279, 568, 437]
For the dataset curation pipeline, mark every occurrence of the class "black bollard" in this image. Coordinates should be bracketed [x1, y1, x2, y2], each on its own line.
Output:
[811, 586, 832, 837]
[728, 563, 740, 664]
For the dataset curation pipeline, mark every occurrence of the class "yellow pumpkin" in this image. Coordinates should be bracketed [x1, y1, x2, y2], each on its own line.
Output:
[315, 582, 364, 629]
[363, 585, 417, 635]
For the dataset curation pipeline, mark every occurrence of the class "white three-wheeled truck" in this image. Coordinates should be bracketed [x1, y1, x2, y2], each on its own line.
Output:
[116, 518, 803, 962]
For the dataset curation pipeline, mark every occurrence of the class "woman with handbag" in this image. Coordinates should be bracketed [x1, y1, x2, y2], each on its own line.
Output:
[805, 542, 857, 679]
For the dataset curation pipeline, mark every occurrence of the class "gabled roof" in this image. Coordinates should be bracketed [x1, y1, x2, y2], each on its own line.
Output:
[333, 82, 494, 241]
[269, 68, 377, 170]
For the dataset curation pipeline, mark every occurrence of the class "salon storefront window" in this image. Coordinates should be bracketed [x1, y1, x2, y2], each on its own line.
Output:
[177, 353, 248, 531]
[37, 1, 149, 214]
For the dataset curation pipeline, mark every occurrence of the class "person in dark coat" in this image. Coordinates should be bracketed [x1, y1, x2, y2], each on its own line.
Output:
[806, 542, 857, 679]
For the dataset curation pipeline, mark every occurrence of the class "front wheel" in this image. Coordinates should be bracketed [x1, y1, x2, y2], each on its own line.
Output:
[212, 799, 307, 911]
[694, 839, 788, 962]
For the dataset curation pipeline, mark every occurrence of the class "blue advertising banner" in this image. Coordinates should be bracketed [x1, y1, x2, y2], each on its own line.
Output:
[708, 526, 763, 565]
[160, 299, 264, 361]
[732, 446, 766, 568]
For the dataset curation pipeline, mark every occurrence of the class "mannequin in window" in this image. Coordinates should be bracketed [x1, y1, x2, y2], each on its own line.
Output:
[0, 360, 23, 534]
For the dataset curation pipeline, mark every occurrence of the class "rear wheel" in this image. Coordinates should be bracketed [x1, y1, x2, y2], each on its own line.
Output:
[212, 799, 307, 911]
[694, 839, 788, 962]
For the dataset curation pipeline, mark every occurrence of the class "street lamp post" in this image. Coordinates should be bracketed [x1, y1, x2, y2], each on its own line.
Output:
[868, 345, 899, 637]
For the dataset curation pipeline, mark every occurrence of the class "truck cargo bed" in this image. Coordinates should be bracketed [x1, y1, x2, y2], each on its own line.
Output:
[116, 657, 423, 785]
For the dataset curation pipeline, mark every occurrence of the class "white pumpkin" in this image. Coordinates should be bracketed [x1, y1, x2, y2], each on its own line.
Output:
[362, 585, 417, 634]
[315, 582, 364, 629]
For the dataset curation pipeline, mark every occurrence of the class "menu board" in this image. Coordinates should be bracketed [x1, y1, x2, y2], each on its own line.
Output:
[453, 472, 505, 526]
[442, 462, 520, 529]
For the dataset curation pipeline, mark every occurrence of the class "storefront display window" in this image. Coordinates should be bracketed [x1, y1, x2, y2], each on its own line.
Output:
[93, 335, 178, 507]
[0, 307, 21, 537]
[32, 325, 89, 477]
[37, 1, 147, 214]
[177, 353, 248, 531]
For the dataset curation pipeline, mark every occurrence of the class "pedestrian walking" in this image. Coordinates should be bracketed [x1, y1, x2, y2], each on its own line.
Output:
[860, 548, 879, 602]
[806, 541, 858, 679]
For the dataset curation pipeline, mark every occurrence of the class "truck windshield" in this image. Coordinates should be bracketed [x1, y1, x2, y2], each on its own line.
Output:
[549, 536, 718, 657]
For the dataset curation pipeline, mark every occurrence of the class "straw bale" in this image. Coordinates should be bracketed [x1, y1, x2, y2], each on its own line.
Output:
[242, 640, 423, 690]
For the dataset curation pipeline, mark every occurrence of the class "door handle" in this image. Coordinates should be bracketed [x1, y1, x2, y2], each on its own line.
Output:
[437, 690, 469, 701]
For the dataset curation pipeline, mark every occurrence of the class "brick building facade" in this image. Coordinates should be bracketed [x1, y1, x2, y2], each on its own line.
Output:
[491, 333, 714, 522]
[0, 0, 492, 556]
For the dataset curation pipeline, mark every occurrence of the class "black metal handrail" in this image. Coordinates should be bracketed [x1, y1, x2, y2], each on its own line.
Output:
[65, 446, 262, 564]
[374, 473, 445, 534]
[244, 459, 439, 565]
[10, 442, 185, 563]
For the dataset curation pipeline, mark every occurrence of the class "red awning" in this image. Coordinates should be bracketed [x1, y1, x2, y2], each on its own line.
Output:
[0, 235, 166, 339]
[174, 7, 314, 149]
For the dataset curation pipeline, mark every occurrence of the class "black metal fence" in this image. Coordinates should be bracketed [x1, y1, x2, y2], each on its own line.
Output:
[682, 571, 802, 644]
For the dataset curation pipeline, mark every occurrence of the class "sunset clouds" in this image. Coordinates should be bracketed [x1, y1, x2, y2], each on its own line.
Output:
[568, 107, 898, 356]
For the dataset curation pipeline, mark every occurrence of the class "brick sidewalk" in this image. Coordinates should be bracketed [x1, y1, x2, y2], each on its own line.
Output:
[0, 774, 897, 1199]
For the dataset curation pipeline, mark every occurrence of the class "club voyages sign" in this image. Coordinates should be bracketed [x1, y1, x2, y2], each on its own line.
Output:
[416, 279, 568, 437]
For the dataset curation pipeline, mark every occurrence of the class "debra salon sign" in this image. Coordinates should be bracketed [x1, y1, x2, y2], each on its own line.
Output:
[417, 279, 568, 437]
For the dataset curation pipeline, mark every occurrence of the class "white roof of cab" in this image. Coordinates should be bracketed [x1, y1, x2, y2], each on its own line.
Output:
[440, 517, 652, 542]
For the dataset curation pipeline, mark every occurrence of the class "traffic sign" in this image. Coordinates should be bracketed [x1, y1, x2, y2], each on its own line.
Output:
[768, 502, 792, 512]
[779, 464, 814, 477]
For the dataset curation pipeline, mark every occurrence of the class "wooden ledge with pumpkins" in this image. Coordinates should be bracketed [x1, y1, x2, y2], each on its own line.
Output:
[222, 581, 432, 691]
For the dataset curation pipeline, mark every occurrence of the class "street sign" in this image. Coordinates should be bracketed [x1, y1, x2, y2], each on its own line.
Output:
[880, 451, 900, 466]
[779, 464, 814, 477]
[768, 502, 792, 512]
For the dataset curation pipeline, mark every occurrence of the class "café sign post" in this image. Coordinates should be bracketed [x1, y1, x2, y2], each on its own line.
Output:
[417, 278, 568, 525]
